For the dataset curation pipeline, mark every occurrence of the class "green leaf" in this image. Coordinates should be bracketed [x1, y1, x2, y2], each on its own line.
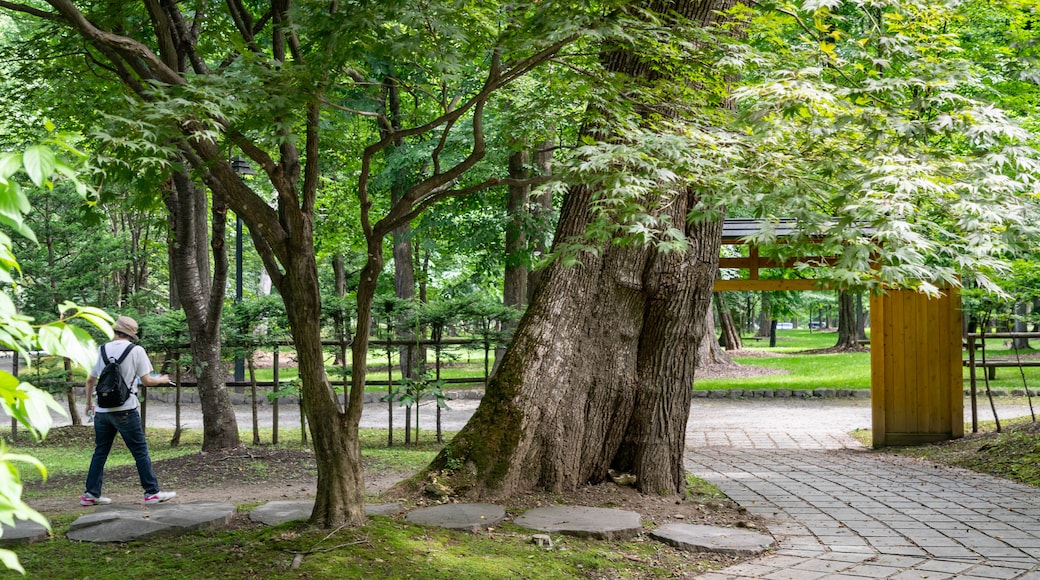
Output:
[0, 154, 20, 180]
[0, 373, 17, 391]
[35, 325, 63, 360]
[21, 146, 56, 189]
[0, 453, 47, 481]
[36, 323, 95, 374]
[0, 215, 37, 244]
[0, 178, 31, 219]
[59, 303, 113, 335]
[61, 325, 98, 372]
[0, 549, 24, 574]
[0, 383, 65, 441]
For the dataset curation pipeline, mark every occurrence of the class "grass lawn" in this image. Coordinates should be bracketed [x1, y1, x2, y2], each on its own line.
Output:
[697, 330, 1040, 394]
[696, 329, 872, 391]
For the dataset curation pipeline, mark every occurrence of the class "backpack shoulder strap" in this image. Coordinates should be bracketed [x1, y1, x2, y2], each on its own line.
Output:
[101, 344, 111, 364]
[114, 343, 136, 364]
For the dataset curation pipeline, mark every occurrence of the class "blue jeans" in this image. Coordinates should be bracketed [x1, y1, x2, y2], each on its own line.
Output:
[85, 409, 160, 496]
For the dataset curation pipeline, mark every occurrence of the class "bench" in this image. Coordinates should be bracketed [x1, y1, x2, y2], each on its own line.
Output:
[961, 358, 1034, 380]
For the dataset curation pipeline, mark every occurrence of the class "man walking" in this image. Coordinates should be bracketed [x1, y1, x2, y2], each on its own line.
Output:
[81, 316, 177, 506]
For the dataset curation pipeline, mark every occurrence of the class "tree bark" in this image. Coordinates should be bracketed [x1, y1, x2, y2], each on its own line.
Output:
[281, 237, 366, 528]
[855, 292, 868, 341]
[425, 0, 735, 498]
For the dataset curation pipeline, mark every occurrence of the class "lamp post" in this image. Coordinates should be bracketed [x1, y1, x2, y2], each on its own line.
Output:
[230, 157, 256, 383]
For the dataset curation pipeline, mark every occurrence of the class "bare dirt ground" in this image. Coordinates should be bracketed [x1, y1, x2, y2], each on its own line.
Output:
[694, 349, 788, 380]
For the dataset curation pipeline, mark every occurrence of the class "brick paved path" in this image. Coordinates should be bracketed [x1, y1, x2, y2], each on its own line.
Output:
[686, 417, 1040, 579]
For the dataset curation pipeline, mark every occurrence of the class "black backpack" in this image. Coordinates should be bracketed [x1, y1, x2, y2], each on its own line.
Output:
[96, 344, 136, 408]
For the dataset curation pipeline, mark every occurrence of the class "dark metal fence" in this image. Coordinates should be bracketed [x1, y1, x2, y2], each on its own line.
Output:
[2, 336, 492, 445]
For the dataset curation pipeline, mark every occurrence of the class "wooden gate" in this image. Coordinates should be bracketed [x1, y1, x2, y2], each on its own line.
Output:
[870, 288, 963, 447]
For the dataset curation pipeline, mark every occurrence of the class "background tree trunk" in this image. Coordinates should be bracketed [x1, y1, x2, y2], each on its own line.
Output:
[332, 254, 349, 366]
[716, 293, 743, 350]
[166, 170, 240, 450]
[527, 139, 555, 304]
[855, 292, 868, 341]
[497, 149, 531, 371]
[383, 79, 422, 380]
[1013, 301, 1031, 349]
[756, 292, 771, 338]
[696, 296, 734, 367]
[834, 290, 862, 350]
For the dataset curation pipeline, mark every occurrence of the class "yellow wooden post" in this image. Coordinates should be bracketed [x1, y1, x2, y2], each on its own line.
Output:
[871, 288, 963, 447]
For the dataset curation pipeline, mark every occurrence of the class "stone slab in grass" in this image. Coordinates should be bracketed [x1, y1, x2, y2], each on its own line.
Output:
[67, 501, 235, 543]
[405, 503, 505, 532]
[249, 500, 405, 526]
[0, 519, 50, 546]
[649, 524, 774, 556]
[513, 506, 641, 540]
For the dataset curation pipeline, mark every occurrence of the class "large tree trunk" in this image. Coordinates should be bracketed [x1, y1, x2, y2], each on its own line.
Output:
[618, 213, 721, 493]
[426, 0, 735, 498]
[166, 170, 240, 450]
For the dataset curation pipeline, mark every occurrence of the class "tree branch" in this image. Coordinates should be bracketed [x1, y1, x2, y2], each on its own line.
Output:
[0, 0, 57, 20]
[44, 0, 185, 86]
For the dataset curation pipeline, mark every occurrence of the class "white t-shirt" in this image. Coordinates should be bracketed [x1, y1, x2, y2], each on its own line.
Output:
[90, 340, 154, 412]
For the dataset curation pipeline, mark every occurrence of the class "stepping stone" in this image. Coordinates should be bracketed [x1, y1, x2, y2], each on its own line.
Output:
[249, 500, 405, 526]
[513, 506, 641, 540]
[649, 523, 774, 556]
[0, 519, 50, 546]
[67, 501, 235, 543]
[405, 503, 504, 532]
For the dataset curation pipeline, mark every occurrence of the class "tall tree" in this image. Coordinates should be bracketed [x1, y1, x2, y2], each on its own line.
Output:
[0, 0, 603, 527]
[426, 0, 741, 497]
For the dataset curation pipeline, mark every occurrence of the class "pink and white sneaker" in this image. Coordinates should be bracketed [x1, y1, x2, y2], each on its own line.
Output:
[143, 491, 177, 504]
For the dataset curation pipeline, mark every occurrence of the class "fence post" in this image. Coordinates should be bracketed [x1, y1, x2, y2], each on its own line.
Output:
[9, 352, 18, 441]
[175, 352, 182, 433]
[272, 346, 279, 445]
